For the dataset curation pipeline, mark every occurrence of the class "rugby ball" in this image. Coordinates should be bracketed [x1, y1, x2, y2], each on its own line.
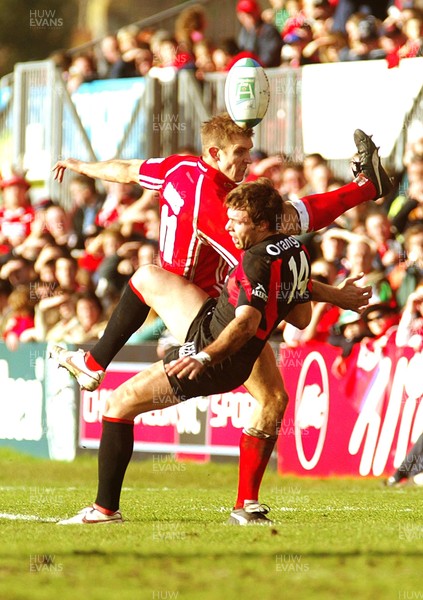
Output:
[224, 58, 270, 128]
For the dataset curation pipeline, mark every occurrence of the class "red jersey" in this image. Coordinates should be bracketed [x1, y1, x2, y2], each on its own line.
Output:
[139, 155, 242, 297]
[0, 206, 34, 244]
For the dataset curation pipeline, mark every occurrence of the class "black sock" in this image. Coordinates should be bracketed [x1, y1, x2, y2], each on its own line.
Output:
[95, 417, 134, 512]
[90, 283, 150, 369]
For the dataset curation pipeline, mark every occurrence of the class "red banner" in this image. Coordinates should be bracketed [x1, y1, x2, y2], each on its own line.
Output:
[278, 340, 423, 477]
[77, 340, 423, 477]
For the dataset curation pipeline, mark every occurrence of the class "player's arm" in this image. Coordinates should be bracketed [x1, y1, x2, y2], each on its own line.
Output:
[284, 301, 312, 329]
[312, 274, 372, 313]
[52, 158, 144, 184]
[165, 305, 261, 381]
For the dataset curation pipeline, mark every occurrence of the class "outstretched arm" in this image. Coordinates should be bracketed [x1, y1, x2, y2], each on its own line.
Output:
[165, 305, 261, 381]
[312, 274, 372, 313]
[52, 158, 144, 184]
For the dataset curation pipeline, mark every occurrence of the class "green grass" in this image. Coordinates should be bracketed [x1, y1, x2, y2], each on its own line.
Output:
[0, 448, 422, 600]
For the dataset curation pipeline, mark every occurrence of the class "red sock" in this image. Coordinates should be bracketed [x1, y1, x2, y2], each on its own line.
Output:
[85, 351, 105, 371]
[235, 431, 277, 509]
[302, 175, 377, 231]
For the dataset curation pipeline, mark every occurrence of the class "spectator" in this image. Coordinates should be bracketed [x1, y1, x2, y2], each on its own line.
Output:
[302, 30, 349, 63]
[116, 25, 142, 74]
[307, 162, 334, 194]
[395, 279, 423, 347]
[389, 224, 423, 307]
[67, 53, 98, 93]
[69, 174, 103, 249]
[0, 167, 34, 250]
[318, 227, 351, 279]
[174, 3, 207, 55]
[341, 14, 386, 61]
[332, 0, 391, 33]
[193, 40, 217, 80]
[98, 34, 140, 79]
[398, 8, 423, 58]
[344, 236, 395, 304]
[379, 22, 408, 67]
[328, 308, 370, 377]
[134, 44, 154, 76]
[261, 0, 293, 33]
[361, 301, 400, 348]
[2, 285, 36, 351]
[212, 38, 258, 71]
[364, 210, 402, 274]
[54, 256, 80, 294]
[21, 289, 77, 343]
[55, 291, 107, 344]
[245, 153, 283, 185]
[0, 257, 37, 288]
[149, 37, 195, 81]
[390, 162, 423, 234]
[281, 24, 315, 66]
[95, 181, 141, 231]
[43, 203, 77, 248]
[301, 153, 328, 194]
[279, 163, 306, 200]
[236, 0, 284, 67]
[91, 230, 128, 304]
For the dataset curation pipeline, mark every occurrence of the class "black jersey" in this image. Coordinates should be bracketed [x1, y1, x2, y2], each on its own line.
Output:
[164, 233, 312, 401]
[210, 233, 312, 348]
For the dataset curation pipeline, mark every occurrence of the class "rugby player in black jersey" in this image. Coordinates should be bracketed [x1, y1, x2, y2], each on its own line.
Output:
[54, 178, 313, 525]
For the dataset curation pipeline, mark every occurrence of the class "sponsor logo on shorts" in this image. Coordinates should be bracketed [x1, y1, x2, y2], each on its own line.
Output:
[178, 342, 196, 358]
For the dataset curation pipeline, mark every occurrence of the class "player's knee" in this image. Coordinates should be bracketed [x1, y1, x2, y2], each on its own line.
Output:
[131, 264, 158, 301]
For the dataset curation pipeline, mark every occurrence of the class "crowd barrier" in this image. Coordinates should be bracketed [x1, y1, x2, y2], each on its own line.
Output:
[1, 339, 421, 478]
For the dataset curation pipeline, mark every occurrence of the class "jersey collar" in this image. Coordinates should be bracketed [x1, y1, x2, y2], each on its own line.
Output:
[197, 157, 238, 192]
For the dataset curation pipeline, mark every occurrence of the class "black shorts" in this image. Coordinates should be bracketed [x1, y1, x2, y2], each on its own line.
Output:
[163, 298, 256, 401]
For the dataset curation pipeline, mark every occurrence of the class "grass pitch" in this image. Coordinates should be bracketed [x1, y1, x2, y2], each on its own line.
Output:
[0, 448, 422, 600]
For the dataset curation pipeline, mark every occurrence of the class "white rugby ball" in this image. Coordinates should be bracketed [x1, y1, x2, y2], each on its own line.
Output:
[224, 58, 270, 128]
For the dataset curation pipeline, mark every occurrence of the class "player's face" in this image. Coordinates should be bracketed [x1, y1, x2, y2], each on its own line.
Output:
[215, 136, 253, 183]
[225, 208, 261, 250]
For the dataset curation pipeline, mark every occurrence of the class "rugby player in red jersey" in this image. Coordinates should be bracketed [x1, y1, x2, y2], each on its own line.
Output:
[52, 118, 390, 523]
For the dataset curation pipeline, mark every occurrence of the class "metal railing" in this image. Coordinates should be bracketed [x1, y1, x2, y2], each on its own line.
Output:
[3, 57, 423, 205]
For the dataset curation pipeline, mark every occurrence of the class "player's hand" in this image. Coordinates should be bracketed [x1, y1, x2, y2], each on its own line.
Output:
[336, 273, 372, 313]
[52, 158, 80, 183]
[165, 356, 205, 380]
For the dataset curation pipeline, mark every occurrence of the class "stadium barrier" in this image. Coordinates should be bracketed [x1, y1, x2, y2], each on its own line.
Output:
[3, 57, 423, 203]
[1, 339, 421, 478]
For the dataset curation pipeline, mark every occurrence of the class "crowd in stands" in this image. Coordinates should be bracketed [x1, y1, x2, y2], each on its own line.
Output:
[2, 0, 423, 363]
[48, 0, 423, 93]
[0, 165, 163, 350]
[2, 129, 423, 363]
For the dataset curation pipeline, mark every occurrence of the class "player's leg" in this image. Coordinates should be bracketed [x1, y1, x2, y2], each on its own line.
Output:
[228, 342, 287, 524]
[288, 130, 393, 234]
[50, 266, 208, 390]
[58, 361, 180, 524]
[386, 432, 423, 486]
[132, 265, 208, 343]
[85, 278, 150, 371]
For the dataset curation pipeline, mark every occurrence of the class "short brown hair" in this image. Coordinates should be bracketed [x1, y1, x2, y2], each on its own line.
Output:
[225, 177, 283, 231]
[200, 113, 253, 152]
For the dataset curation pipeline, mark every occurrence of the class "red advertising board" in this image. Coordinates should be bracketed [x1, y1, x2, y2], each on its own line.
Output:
[78, 359, 257, 460]
[78, 340, 423, 476]
[278, 340, 423, 477]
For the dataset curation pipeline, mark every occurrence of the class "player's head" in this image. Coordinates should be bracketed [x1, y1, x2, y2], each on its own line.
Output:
[226, 178, 283, 230]
[201, 113, 254, 183]
[224, 178, 283, 249]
